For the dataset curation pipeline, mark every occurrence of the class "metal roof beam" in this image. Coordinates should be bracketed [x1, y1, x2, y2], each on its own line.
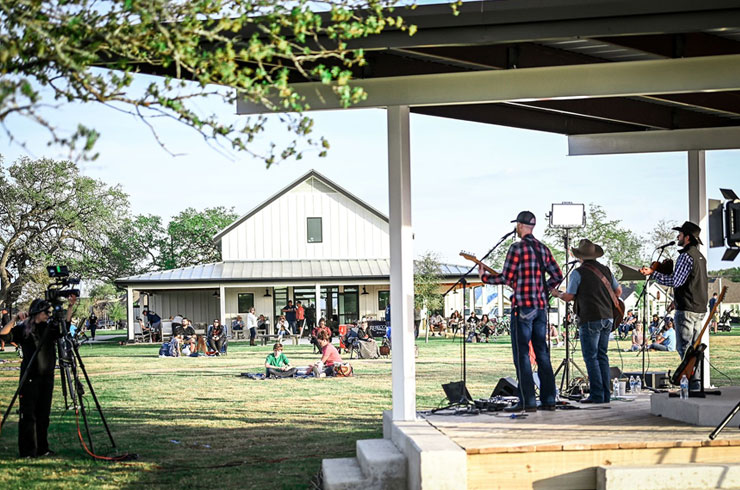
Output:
[568, 126, 740, 155]
[237, 54, 740, 114]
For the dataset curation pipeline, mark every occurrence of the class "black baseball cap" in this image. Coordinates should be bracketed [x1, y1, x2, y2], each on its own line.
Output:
[511, 211, 536, 226]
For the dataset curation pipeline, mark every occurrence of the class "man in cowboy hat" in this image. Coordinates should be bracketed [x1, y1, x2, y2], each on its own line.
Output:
[479, 211, 563, 412]
[554, 239, 622, 404]
[640, 220, 707, 391]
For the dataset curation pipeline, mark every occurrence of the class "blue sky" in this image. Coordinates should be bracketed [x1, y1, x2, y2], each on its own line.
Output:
[1, 77, 738, 271]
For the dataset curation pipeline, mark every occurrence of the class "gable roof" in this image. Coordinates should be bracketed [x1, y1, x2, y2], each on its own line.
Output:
[212, 169, 389, 243]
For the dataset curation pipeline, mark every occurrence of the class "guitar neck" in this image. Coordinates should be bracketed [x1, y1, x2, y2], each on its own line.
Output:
[691, 286, 727, 351]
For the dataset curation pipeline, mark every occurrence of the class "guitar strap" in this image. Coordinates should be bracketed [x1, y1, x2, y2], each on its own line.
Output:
[525, 237, 550, 307]
[580, 262, 621, 313]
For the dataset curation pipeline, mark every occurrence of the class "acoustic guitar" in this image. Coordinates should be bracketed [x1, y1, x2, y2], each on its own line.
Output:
[670, 286, 727, 386]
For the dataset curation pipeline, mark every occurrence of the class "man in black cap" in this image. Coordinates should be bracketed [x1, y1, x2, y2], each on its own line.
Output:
[640, 221, 707, 390]
[479, 211, 563, 412]
[553, 239, 622, 404]
[0, 294, 77, 457]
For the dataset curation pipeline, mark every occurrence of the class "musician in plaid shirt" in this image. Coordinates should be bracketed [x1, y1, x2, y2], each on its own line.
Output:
[479, 211, 563, 412]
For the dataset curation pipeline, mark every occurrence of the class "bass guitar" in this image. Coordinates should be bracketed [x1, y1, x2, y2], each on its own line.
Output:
[670, 286, 727, 386]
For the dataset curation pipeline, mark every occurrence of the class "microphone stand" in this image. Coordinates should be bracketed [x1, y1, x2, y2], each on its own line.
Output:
[436, 229, 515, 412]
[636, 246, 668, 391]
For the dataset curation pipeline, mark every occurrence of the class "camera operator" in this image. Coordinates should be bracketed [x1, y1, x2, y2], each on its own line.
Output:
[0, 294, 77, 458]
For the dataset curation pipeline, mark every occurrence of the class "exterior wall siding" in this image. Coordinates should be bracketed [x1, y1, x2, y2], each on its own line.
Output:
[221, 183, 389, 261]
[148, 290, 220, 326]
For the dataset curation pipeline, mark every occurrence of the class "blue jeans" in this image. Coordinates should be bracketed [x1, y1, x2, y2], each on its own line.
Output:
[579, 319, 613, 403]
[510, 307, 556, 408]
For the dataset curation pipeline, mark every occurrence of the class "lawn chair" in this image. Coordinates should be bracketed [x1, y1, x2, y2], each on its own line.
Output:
[160, 321, 173, 342]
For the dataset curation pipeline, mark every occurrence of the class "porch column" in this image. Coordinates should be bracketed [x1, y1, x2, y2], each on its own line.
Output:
[219, 284, 226, 327]
[688, 150, 710, 388]
[388, 105, 415, 421]
[497, 285, 504, 319]
[127, 286, 135, 341]
[315, 283, 321, 319]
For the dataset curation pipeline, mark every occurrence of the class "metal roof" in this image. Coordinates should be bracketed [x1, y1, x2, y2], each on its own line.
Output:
[115, 260, 477, 285]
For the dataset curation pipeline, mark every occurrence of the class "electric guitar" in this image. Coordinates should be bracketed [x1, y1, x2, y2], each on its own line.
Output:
[459, 251, 498, 276]
[670, 286, 727, 386]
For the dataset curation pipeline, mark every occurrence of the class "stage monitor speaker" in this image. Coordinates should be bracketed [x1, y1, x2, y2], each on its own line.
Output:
[609, 366, 623, 380]
[442, 381, 472, 403]
[623, 371, 671, 389]
[491, 377, 519, 397]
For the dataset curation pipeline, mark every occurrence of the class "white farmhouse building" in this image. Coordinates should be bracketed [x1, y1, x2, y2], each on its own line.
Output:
[117, 170, 481, 340]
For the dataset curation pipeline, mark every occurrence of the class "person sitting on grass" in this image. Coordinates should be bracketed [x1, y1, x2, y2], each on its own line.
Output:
[310, 330, 342, 377]
[265, 343, 296, 378]
[649, 320, 676, 352]
[207, 319, 226, 355]
[181, 318, 206, 355]
[627, 322, 644, 352]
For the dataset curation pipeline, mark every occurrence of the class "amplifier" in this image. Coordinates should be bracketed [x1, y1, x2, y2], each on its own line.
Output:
[622, 371, 671, 389]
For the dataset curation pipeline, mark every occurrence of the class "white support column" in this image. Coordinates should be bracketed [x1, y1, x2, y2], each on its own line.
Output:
[497, 285, 504, 319]
[469, 287, 476, 315]
[127, 287, 135, 342]
[688, 150, 710, 388]
[388, 105, 415, 421]
[315, 283, 321, 318]
[219, 285, 226, 327]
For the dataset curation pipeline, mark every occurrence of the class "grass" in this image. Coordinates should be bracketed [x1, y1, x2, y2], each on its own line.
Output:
[0, 328, 739, 489]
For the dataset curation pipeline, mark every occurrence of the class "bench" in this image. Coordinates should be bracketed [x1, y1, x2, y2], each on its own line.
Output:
[258, 334, 300, 346]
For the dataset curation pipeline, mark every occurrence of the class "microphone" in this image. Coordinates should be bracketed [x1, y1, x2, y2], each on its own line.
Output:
[656, 241, 675, 250]
[565, 259, 580, 266]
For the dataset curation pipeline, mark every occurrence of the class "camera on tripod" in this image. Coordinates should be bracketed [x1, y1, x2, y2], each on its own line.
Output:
[45, 265, 80, 336]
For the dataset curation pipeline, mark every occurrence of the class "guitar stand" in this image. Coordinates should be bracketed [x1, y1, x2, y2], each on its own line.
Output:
[669, 349, 721, 398]
[709, 400, 740, 440]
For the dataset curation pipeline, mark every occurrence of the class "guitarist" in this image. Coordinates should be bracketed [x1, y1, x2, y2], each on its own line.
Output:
[640, 221, 707, 391]
[478, 211, 563, 413]
[553, 239, 622, 404]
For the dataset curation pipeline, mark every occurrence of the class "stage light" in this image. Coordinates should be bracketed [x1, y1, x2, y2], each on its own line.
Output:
[708, 188, 740, 261]
[548, 202, 585, 229]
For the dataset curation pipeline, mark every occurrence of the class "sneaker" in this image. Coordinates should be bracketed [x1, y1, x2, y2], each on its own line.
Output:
[504, 403, 537, 413]
[39, 450, 55, 457]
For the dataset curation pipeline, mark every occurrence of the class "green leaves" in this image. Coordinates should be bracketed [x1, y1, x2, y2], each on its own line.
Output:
[1, 0, 420, 165]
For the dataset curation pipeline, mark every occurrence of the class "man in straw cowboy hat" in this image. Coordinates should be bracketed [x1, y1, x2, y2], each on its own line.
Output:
[554, 239, 622, 404]
[479, 211, 563, 413]
[639, 221, 707, 391]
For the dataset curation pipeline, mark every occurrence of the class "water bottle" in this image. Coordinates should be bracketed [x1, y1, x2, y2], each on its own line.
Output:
[612, 377, 620, 397]
[680, 375, 689, 400]
[635, 377, 642, 394]
[629, 376, 636, 394]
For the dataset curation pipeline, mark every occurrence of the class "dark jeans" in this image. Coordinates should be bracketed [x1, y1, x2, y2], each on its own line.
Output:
[650, 343, 670, 351]
[249, 327, 256, 341]
[19, 373, 54, 457]
[288, 321, 297, 334]
[208, 337, 225, 353]
[266, 367, 296, 378]
[579, 319, 612, 403]
[510, 307, 556, 408]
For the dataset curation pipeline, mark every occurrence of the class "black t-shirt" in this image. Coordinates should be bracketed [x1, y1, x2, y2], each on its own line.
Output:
[183, 325, 196, 339]
[11, 321, 60, 378]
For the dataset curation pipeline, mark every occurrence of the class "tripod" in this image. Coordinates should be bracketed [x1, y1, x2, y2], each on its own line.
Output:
[1, 327, 120, 459]
[551, 228, 586, 396]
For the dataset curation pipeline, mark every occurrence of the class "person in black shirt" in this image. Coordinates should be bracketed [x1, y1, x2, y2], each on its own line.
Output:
[0, 295, 77, 458]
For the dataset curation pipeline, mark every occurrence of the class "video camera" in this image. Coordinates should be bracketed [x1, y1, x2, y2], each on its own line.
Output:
[45, 265, 80, 333]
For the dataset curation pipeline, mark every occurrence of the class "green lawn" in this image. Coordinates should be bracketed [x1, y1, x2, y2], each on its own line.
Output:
[0, 329, 739, 489]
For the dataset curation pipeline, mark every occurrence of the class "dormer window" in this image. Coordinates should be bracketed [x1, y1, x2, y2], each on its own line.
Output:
[307, 217, 322, 243]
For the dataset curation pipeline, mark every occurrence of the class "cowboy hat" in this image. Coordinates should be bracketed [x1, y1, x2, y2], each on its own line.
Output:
[672, 221, 703, 244]
[570, 238, 604, 260]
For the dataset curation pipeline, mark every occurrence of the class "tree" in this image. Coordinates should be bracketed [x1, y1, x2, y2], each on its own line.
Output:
[0, 155, 128, 308]
[159, 206, 239, 269]
[647, 219, 679, 262]
[1, 0, 417, 164]
[414, 251, 443, 313]
[543, 204, 644, 272]
[485, 236, 515, 272]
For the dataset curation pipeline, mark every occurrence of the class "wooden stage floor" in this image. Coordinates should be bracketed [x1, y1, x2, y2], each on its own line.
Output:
[422, 395, 740, 489]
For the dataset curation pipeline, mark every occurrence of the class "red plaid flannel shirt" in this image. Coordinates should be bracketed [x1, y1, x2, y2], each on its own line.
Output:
[481, 234, 563, 309]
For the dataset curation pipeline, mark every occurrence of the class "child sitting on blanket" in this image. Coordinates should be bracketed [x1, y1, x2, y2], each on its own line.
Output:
[265, 343, 296, 378]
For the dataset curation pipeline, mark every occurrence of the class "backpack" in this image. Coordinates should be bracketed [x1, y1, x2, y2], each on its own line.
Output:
[333, 362, 353, 377]
[158, 342, 171, 357]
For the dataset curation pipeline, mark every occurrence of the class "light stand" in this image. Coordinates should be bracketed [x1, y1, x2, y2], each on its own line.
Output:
[547, 203, 586, 397]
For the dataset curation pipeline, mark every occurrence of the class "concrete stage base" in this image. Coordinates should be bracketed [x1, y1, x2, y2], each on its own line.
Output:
[651, 385, 740, 427]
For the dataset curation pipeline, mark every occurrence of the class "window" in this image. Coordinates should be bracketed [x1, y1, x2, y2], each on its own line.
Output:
[378, 291, 390, 311]
[237, 293, 254, 313]
[307, 217, 322, 243]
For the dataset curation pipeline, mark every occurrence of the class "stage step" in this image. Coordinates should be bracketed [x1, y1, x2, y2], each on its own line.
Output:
[598, 463, 740, 490]
[356, 439, 406, 489]
[322, 439, 406, 490]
